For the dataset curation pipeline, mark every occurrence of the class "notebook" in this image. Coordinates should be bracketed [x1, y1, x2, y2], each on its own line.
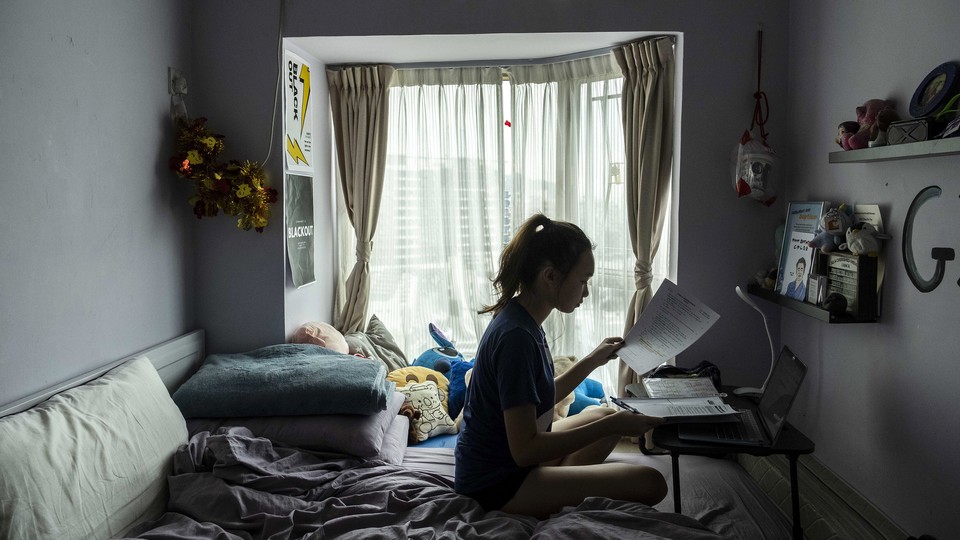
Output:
[677, 346, 807, 447]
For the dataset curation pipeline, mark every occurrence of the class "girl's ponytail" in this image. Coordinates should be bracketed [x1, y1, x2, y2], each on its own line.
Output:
[480, 213, 592, 315]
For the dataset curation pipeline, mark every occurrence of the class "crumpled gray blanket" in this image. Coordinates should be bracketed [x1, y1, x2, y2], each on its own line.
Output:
[124, 428, 723, 540]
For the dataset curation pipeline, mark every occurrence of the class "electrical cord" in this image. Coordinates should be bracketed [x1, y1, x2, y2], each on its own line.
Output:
[261, 0, 285, 167]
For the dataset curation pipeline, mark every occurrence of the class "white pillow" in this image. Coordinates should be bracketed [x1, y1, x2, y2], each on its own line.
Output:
[0, 357, 187, 540]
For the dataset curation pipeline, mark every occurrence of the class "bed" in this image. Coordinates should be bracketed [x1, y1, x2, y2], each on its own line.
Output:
[0, 331, 792, 539]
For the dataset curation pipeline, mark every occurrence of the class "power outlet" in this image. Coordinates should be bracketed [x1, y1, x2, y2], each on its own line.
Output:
[168, 67, 187, 96]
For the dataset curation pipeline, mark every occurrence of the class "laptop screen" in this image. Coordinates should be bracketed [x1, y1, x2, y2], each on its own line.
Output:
[758, 347, 807, 440]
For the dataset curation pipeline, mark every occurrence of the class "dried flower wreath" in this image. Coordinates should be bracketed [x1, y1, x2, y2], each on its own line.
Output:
[169, 117, 278, 232]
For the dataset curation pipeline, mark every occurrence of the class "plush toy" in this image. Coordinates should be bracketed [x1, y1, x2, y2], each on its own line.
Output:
[569, 378, 606, 416]
[870, 108, 901, 147]
[453, 368, 473, 431]
[397, 381, 457, 443]
[412, 323, 473, 419]
[553, 355, 606, 417]
[290, 321, 349, 354]
[808, 205, 853, 253]
[839, 99, 899, 150]
[840, 222, 883, 256]
[835, 121, 860, 148]
[387, 366, 450, 412]
[552, 356, 578, 420]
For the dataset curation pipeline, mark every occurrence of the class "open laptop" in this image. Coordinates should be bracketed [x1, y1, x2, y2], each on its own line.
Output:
[678, 346, 806, 447]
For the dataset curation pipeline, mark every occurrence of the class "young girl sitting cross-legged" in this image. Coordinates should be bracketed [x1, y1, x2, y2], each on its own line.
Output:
[454, 213, 667, 518]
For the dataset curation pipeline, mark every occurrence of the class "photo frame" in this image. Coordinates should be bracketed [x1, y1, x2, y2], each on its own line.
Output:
[775, 201, 827, 302]
[909, 61, 958, 118]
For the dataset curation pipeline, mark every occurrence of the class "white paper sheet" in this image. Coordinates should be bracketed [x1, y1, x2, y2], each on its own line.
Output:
[614, 396, 739, 420]
[617, 280, 719, 376]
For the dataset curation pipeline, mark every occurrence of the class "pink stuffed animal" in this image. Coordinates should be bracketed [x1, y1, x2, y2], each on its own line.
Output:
[839, 99, 898, 150]
[290, 321, 349, 353]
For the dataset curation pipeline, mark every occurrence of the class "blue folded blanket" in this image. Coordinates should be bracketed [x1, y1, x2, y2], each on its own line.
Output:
[173, 344, 395, 418]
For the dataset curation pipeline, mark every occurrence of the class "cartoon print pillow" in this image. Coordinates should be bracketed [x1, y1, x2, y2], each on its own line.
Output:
[387, 366, 450, 412]
[398, 381, 457, 443]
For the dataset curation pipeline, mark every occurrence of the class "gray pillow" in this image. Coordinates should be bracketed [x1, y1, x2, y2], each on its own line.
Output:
[376, 413, 410, 466]
[186, 391, 404, 458]
[344, 314, 408, 372]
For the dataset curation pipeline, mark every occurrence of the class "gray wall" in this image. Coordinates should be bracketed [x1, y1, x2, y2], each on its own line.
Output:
[786, 2, 959, 537]
[277, 0, 793, 384]
[0, 1, 196, 405]
[190, 0, 792, 381]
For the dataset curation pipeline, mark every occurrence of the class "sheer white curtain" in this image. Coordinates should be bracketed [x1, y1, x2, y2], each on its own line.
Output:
[364, 67, 504, 356]
[508, 55, 670, 394]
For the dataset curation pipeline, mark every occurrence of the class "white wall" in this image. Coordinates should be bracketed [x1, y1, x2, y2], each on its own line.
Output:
[786, 2, 959, 537]
[0, 0, 196, 405]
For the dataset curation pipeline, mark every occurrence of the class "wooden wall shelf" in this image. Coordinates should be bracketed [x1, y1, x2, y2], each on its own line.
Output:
[746, 284, 877, 324]
[828, 137, 960, 163]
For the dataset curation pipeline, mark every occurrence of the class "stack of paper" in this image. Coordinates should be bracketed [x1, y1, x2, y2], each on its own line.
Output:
[612, 396, 739, 424]
[642, 377, 720, 399]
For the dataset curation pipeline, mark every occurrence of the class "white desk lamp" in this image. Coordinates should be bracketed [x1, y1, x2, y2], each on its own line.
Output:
[733, 285, 776, 396]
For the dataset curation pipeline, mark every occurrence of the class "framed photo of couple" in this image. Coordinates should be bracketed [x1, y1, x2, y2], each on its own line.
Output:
[775, 201, 827, 302]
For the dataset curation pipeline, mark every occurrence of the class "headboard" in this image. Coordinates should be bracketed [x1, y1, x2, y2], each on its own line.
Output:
[0, 329, 204, 418]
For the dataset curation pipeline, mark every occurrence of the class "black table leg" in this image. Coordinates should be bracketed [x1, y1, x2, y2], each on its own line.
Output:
[789, 454, 802, 540]
[671, 450, 681, 513]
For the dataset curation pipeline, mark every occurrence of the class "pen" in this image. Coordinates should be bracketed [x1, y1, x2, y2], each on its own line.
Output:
[610, 396, 642, 415]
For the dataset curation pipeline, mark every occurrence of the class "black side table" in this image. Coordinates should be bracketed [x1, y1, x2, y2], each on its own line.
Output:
[651, 397, 815, 540]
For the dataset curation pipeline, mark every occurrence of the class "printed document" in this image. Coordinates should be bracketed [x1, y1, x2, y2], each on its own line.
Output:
[618, 280, 720, 376]
[614, 397, 739, 422]
[642, 377, 720, 399]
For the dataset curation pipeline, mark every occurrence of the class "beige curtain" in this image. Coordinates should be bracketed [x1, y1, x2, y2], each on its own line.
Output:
[614, 37, 676, 396]
[327, 65, 396, 333]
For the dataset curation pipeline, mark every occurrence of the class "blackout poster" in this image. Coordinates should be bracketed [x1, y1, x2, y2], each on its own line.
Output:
[285, 174, 315, 288]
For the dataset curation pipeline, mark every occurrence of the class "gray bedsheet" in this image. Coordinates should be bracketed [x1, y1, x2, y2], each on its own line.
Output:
[124, 428, 724, 539]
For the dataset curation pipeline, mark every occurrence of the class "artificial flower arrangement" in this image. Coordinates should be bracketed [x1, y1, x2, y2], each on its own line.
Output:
[169, 117, 278, 232]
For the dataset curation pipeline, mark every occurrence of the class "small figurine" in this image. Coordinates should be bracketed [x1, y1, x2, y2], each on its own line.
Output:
[840, 222, 883, 256]
[809, 205, 853, 253]
[838, 99, 900, 150]
[835, 121, 860, 148]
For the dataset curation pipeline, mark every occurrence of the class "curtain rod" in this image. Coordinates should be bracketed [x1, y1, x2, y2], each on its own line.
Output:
[387, 34, 676, 71]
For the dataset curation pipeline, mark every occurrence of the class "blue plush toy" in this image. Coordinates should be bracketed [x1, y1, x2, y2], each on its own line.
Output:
[569, 378, 606, 416]
[412, 323, 473, 419]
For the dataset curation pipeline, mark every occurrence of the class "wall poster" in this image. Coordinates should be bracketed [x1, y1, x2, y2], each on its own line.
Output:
[285, 174, 315, 288]
[284, 49, 313, 175]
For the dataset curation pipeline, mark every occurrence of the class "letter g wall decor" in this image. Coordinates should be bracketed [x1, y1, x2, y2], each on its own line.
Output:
[902, 186, 957, 292]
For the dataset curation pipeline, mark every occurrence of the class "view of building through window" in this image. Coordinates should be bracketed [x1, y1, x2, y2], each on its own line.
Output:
[365, 66, 671, 392]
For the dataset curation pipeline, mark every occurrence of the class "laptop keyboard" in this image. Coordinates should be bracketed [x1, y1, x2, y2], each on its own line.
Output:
[718, 409, 762, 441]
[739, 409, 763, 440]
[719, 423, 744, 441]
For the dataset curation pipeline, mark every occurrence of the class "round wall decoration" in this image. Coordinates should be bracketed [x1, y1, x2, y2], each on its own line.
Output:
[909, 61, 958, 118]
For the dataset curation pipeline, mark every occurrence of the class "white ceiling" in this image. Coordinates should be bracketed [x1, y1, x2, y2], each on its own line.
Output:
[289, 32, 661, 65]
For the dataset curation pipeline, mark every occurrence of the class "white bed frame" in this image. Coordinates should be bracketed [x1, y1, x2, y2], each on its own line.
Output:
[0, 330, 205, 418]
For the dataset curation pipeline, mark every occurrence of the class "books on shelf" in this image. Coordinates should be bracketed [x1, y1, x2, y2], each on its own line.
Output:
[776, 201, 828, 302]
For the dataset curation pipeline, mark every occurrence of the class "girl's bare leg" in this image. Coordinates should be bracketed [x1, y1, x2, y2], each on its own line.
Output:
[549, 406, 621, 466]
[501, 462, 667, 519]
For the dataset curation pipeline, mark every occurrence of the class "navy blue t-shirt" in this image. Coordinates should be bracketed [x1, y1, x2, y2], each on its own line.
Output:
[454, 300, 556, 495]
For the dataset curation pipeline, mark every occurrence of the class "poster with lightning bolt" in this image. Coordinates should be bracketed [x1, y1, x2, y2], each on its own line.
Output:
[283, 49, 313, 175]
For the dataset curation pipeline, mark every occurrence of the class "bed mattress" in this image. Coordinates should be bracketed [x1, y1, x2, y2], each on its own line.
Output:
[403, 446, 792, 539]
